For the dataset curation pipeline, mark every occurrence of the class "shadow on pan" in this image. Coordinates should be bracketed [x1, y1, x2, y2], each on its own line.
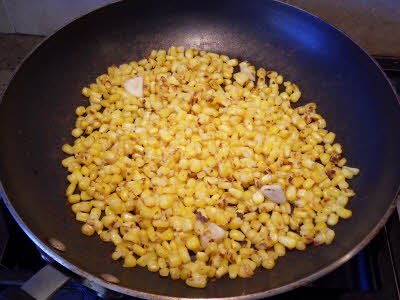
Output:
[0, 0, 399, 298]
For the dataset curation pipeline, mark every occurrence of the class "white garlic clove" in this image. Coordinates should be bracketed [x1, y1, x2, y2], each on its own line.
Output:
[206, 223, 226, 242]
[260, 184, 287, 204]
[124, 76, 143, 97]
[200, 222, 226, 249]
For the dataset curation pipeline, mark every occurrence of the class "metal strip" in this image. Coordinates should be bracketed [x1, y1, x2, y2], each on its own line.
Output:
[21, 265, 69, 300]
[384, 225, 400, 299]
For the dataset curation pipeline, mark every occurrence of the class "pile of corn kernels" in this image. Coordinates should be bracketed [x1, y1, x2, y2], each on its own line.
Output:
[61, 47, 359, 288]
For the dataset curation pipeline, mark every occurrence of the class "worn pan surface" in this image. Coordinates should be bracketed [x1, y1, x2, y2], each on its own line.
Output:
[0, 0, 399, 298]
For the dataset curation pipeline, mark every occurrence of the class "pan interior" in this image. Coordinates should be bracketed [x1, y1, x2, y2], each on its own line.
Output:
[0, 0, 399, 298]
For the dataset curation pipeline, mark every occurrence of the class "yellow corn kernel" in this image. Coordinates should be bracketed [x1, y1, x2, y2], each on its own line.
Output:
[66, 183, 76, 196]
[262, 258, 275, 269]
[251, 191, 264, 205]
[81, 223, 95, 236]
[274, 243, 286, 256]
[230, 229, 245, 241]
[228, 264, 239, 279]
[303, 178, 315, 189]
[327, 213, 339, 226]
[186, 235, 200, 250]
[278, 236, 296, 249]
[71, 202, 92, 213]
[186, 275, 207, 288]
[147, 261, 160, 272]
[159, 268, 169, 277]
[76, 212, 89, 222]
[62, 144, 74, 155]
[68, 194, 81, 204]
[133, 244, 146, 256]
[124, 255, 137, 267]
[337, 208, 352, 219]
[168, 254, 182, 268]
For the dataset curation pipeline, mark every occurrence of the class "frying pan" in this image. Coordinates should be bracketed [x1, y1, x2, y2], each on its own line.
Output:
[0, 0, 399, 299]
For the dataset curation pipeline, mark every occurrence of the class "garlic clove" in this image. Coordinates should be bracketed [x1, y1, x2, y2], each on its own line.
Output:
[124, 76, 143, 97]
[200, 222, 226, 249]
[260, 184, 287, 204]
[206, 222, 226, 242]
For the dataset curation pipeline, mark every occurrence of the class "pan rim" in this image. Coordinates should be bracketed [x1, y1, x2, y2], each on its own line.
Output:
[0, 0, 399, 299]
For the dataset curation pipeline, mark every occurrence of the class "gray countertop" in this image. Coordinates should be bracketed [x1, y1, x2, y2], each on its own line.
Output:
[285, 0, 400, 57]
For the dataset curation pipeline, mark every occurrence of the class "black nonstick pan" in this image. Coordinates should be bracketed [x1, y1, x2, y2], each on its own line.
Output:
[0, 0, 399, 299]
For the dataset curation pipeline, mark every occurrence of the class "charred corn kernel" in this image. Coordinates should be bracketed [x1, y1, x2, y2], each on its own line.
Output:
[319, 153, 330, 165]
[63, 47, 359, 288]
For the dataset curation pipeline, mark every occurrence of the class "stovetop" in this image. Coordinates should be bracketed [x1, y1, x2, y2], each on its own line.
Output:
[0, 56, 399, 300]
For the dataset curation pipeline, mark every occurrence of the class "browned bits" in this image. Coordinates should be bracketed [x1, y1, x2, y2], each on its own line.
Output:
[48, 238, 66, 252]
[326, 169, 336, 179]
[100, 273, 120, 284]
[196, 212, 210, 223]
[330, 153, 342, 164]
